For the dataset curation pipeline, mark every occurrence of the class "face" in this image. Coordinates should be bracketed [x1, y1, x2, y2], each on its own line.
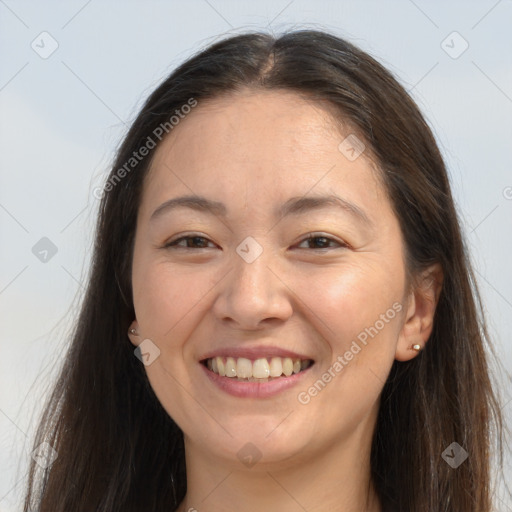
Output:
[130, 89, 412, 470]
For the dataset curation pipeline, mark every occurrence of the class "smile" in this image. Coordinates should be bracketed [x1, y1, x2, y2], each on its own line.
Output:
[200, 354, 315, 399]
[203, 356, 313, 380]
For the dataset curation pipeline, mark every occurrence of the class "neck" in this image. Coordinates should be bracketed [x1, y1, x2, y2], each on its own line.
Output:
[177, 410, 381, 512]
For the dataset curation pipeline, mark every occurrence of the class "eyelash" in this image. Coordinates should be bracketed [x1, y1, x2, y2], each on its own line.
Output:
[164, 233, 348, 251]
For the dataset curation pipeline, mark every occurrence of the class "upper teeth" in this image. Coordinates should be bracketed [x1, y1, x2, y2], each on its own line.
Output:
[206, 356, 312, 379]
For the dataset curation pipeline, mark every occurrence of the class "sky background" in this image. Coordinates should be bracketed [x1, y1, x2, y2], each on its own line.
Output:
[0, 1, 511, 510]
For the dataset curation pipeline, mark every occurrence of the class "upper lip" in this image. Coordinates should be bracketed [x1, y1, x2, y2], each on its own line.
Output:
[199, 345, 314, 361]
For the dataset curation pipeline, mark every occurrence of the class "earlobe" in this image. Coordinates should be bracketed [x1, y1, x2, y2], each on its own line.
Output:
[127, 320, 141, 347]
[395, 263, 443, 362]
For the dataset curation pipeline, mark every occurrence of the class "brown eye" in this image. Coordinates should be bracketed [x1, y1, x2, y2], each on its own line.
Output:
[165, 235, 215, 249]
[296, 234, 346, 250]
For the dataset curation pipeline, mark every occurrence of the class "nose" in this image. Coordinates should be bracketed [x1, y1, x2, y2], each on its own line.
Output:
[211, 246, 293, 330]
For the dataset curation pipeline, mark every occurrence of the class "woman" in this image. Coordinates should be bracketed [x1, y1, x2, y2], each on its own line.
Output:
[23, 29, 507, 511]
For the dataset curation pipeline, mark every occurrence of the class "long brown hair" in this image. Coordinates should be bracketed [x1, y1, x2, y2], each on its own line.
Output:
[22, 29, 509, 511]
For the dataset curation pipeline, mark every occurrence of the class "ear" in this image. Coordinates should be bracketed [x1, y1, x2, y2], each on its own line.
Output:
[127, 320, 141, 347]
[395, 263, 443, 362]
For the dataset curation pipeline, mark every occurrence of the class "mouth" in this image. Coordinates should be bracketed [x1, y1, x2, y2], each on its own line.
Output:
[201, 356, 314, 382]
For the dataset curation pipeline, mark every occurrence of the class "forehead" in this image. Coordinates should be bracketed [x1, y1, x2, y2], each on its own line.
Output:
[140, 89, 386, 221]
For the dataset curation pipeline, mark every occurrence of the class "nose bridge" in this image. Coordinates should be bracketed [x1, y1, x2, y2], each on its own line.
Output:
[230, 236, 275, 304]
[213, 236, 292, 327]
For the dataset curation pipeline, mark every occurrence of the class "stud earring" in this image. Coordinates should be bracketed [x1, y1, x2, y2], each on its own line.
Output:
[129, 328, 138, 336]
[411, 344, 422, 352]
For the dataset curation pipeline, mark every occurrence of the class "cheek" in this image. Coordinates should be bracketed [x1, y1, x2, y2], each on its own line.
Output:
[131, 257, 210, 421]
[132, 254, 219, 341]
[292, 265, 402, 422]
[133, 263, 175, 334]
[296, 260, 403, 342]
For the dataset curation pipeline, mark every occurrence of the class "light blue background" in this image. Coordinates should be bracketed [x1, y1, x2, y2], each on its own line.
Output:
[1, 1, 511, 510]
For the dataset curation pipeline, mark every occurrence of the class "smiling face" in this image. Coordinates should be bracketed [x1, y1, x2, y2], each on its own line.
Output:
[129, 89, 417, 470]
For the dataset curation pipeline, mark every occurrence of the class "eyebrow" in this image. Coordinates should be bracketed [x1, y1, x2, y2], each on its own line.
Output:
[150, 194, 372, 227]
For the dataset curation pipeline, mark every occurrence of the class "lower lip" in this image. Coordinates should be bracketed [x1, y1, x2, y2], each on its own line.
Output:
[200, 363, 313, 398]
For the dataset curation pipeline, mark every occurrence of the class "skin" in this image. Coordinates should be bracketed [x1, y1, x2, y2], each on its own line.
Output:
[128, 89, 443, 512]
